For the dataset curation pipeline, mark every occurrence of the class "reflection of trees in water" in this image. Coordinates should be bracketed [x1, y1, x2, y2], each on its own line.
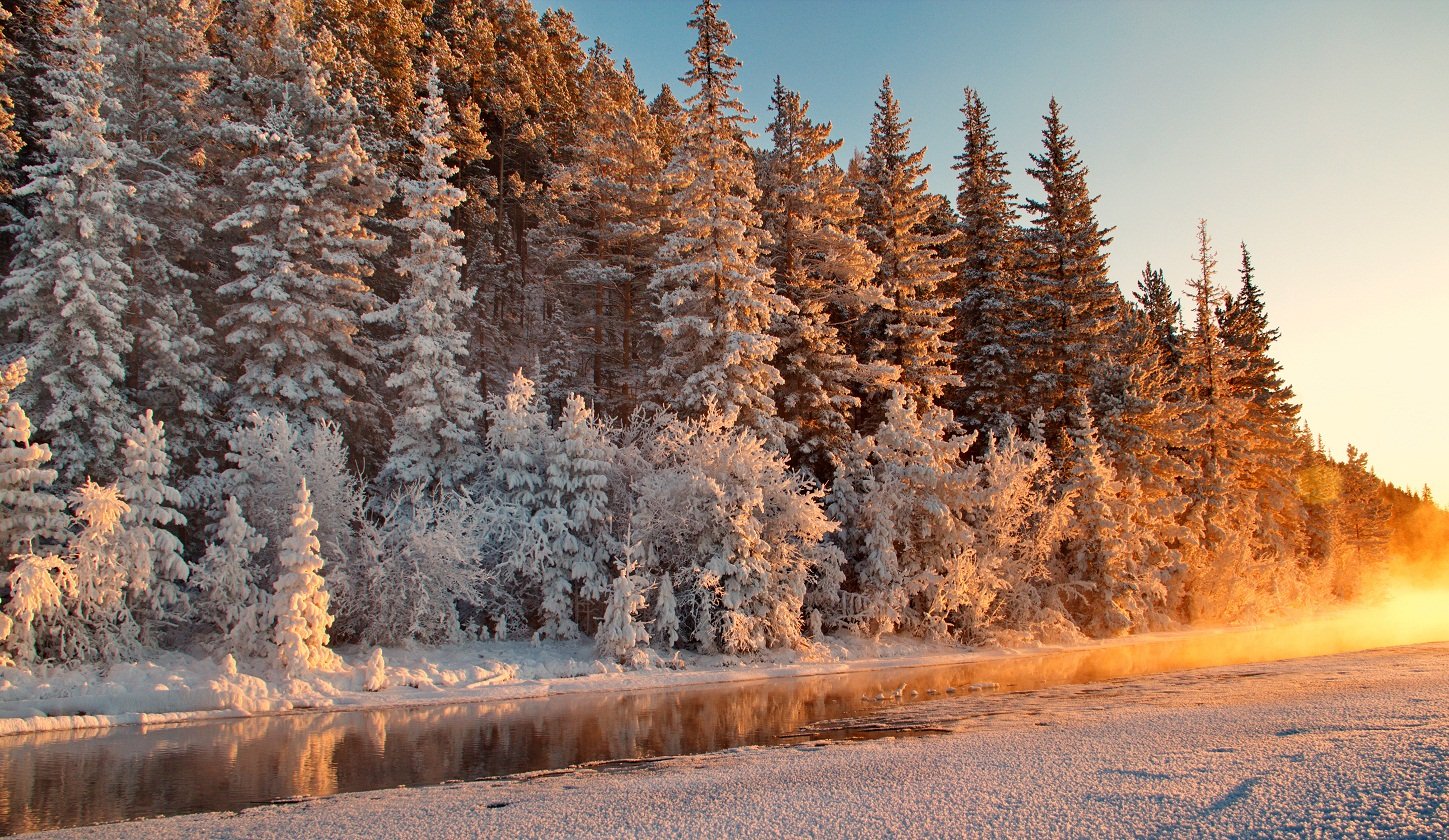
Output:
[4, 618, 1432, 834]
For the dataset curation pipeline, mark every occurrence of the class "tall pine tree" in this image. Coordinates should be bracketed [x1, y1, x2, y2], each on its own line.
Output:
[647, 0, 788, 443]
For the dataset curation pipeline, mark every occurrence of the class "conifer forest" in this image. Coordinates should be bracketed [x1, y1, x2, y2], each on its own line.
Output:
[1, 0, 1444, 677]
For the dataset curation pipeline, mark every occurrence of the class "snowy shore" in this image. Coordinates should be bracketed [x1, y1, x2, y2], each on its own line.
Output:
[38, 640, 1449, 839]
[0, 634, 1002, 737]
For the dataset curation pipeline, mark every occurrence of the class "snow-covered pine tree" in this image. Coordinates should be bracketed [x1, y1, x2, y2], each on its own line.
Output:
[853, 77, 961, 431]
[632, 409, 833, 654]
[271, 477, 340, 675]
[367, 65, 486, 491]
[63, 479, 137, 661]
[194, 495, 268, 657]
[595, 549, 650, 664]
[958, 424, 1073, 641]
[952, 87, 1025, 434]
[211, 0, 389, 429]
[0, 359, 68, 566]
[482, 369, 552, 629]
[529, 44, 665, 415]
[116, 410, 189, 641]
[345, 483, 488, 646]
[1335, 444, 1391, 590]
[0, 0, 135, 483]
[647, 0, 788, 443]
[538, 394, 616, 638]
[649, 83, 685, 162]
[757, 77, 882, 479]
[0, 5, 22, 192]
[2, 550, 75, 664]
[827, 389, 976, 639]
[223, 413, 363, 587]
[1016, 98, 1122, 441]
[100, 0, 220, 464]
[1133, 263, 1182, 371]
[1218, 243, 1306, 562]
[1056, 394, 1158, 637]
[653, 569, 679, 650]
[1177, 221, 1261, 622]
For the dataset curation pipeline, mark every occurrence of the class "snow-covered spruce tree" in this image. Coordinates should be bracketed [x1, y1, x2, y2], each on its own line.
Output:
[653, 569, 679, 650]
[1333, 444, 1391, 595]
[952, 87, 1025, 434]
[827, 389, 977, 640]
[116, 410, 189, 642]
[1056, 395, 1159, 637]
[271, 477, 340, 675]
[223, 413, 363, 589]
[595, 548, 650, 664]
[853, 77, 961, 431]
[193, 495, 269, 657]
[0, 359, 68, 566]
[0, 0, 135, 483]
[1134, 263, 1182, 371]
[62, 480, 137, 662]
[211, 0, 389, 429]
[366, 65, 485, 491]
[1016, 98, 1122, 442]
[537, 394, 617, 639]
[647, 0, 788, 444]
[0, 5, 23, 192]
[1177, 221, 1261, 623]
[2, 550, 74, 664]
[757, 77, 882, 480]
[631, 409, 834, 654]
[529, 45, 666, 415]
[100, 0, 220, 463]
[344, 483, 488, 647]
[958, 424, 1074, 642]
[480, 369, 551, 636]
[1218, 243, 1306, 562]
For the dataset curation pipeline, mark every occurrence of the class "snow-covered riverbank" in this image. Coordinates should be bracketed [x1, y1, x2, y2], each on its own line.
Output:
[40, 641, 1449, 839]
[0, 633, 992, 737]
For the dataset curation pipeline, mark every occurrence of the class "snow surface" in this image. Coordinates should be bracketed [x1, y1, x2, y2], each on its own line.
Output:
[0, 634, 984, 737]
[33, 641, 1449, 839]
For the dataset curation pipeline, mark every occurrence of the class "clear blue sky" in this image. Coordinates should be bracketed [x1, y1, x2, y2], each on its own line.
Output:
[564, 0, 1449, 502]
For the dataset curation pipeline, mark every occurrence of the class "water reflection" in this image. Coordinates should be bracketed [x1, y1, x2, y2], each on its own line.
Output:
[2, 606, 1446, 836]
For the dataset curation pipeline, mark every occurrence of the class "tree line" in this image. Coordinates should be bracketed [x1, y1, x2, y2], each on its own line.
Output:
[0, 0, 1435, 671]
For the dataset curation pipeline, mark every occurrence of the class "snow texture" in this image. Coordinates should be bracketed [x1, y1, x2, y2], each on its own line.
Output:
[34, 642, 1449, 839]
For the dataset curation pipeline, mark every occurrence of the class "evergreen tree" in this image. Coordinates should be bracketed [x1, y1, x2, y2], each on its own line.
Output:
[632, 409, 833, 654]
[828, 389, 977, 639]
[758, 77, 881, 478]
[212, 0, 390, 428]
[367, 66, 486, 490]
[595, 550, 650, 663]
[854, 77, 960, 428]
[1017, 98, 1121, 440]
[0, 0, 135, 482]
[530, 45, 665, 414]
[271, 477, 339, 674]
[1178, 221, 1260, 622]
[0, 5, 22, 193]
[194, 495, 268, 656]
[952, 87, 1023, 433]
[1133, 263, 1182, 370]
[653, 569, 679, 650]
[539, 394, 616, 639]
[647, 0, 788, 443]
[1219, 243, 1305, 559]
[63, 479, 136, 661]
[116, 410, 189, 639]
[101, 0, 220, 462]
[0, 359, 68, 566]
